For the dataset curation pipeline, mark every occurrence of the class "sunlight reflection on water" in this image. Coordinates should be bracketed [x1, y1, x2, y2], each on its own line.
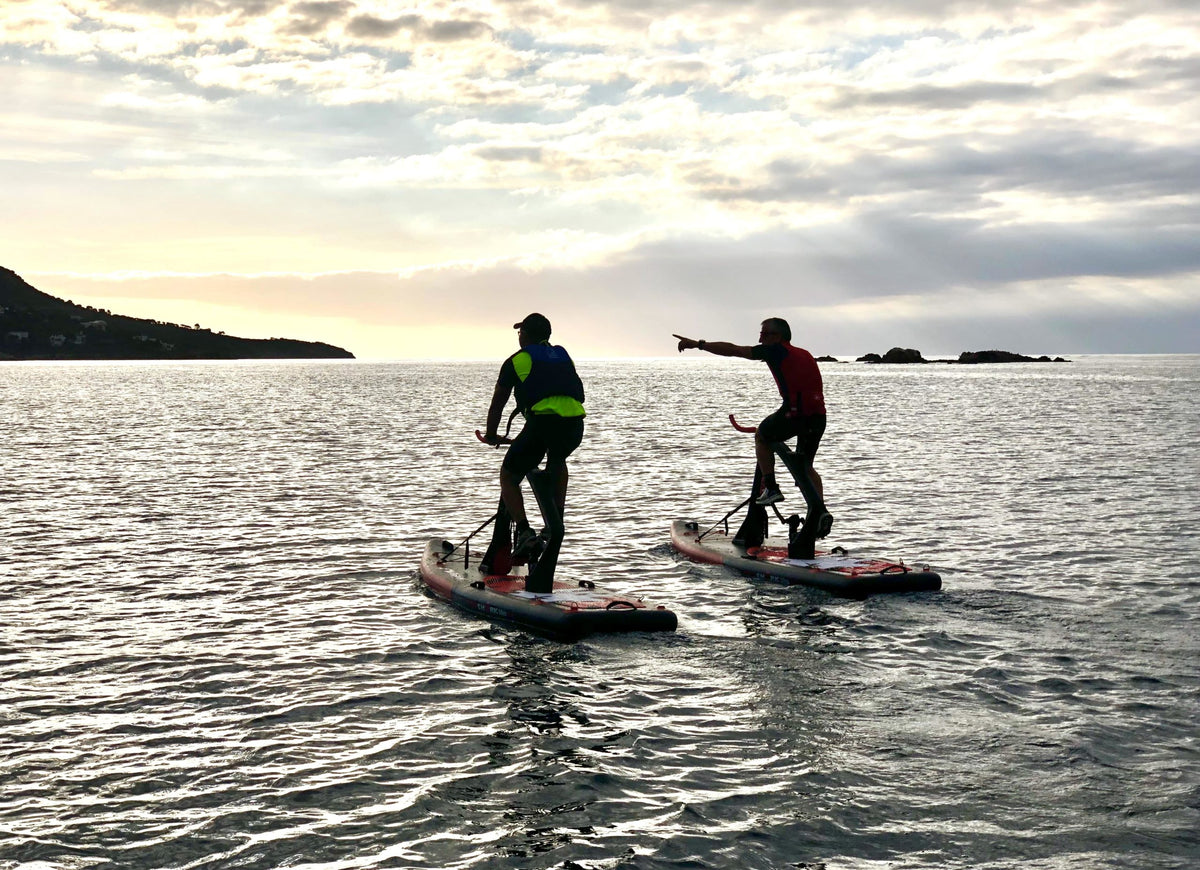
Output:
[2, 355, 1198, 869]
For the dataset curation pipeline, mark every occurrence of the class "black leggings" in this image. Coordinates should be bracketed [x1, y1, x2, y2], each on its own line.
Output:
[502, 414, 585, 479]
[758, 409, 826, 516]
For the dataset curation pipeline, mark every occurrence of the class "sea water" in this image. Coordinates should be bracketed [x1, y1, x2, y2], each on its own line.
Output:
[1, 355, 1197, 869]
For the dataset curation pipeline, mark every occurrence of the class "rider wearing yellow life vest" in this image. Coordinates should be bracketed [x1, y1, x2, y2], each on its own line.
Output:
[484, 313, 586, 554]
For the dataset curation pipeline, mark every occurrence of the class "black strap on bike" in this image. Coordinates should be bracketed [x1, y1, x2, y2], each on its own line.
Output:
[445, 511, 500, 557]
[696, 496, 753, 541]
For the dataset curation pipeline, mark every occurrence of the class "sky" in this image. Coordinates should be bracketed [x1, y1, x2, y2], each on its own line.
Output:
[3, 0, 1199, 359]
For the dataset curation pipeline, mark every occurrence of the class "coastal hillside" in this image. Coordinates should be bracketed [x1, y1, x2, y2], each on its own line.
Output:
[0, 268, 354, 360]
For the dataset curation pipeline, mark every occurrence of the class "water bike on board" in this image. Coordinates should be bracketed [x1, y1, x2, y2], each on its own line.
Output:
[670, 415, 942, 598]
[419, 429, 677, 642]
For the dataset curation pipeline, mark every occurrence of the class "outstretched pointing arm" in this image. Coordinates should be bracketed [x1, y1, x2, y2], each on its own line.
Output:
[673, 334, 754, 359]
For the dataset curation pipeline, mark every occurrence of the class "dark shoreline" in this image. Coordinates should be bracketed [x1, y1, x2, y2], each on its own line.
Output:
[1, 267, 354, 361]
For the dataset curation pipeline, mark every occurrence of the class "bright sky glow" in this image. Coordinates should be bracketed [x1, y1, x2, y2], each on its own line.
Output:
[3, 0, 1198, 357]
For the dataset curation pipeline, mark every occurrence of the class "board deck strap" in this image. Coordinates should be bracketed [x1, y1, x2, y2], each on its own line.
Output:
[670, 520, 941, 597]
[420, 539, 678, 641]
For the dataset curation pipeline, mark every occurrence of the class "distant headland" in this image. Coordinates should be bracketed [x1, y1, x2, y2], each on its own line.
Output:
[0, 267, 354, 361]
[815, 347, 1070, 364]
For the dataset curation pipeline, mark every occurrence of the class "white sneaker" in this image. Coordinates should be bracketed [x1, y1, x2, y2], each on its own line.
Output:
[755, 487, 784, 506]
[513, 526, 539, 557]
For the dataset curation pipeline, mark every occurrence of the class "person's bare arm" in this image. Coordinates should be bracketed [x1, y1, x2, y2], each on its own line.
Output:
[673, 334, 754, 359]
[484, 373, 513, 443]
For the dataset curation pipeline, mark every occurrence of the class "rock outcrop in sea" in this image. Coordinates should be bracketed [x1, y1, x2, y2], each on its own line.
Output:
[856, 346, 1069, 364]
[956, 350, 1069, 363]
[1, 267, 355, 360]
[856, 347, 927, 364]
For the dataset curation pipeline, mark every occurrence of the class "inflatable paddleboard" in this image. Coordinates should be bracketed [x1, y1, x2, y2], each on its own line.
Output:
[420, 539, 678, 641]
[671, 520, 941, 597]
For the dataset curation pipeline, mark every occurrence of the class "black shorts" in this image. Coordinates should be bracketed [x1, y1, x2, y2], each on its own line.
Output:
[502, 414, 585, 478]
[757, 409, 825, 460]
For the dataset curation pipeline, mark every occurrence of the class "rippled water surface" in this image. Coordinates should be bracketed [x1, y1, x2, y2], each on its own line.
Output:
[3, 355, 1198, 869]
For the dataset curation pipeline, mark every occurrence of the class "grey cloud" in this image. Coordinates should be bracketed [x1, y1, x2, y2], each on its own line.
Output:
[394, 209, 1199, 312]
[1140, 55, 1200, 85]
[240, 0, 282, 13]
[281, 0, 354, 36]
[467, 210, 1197, 328]
[664, 60, 709, 75]
[426, 20, 494, 42]
[291, 0, 351, 13]
[474, 146, 545, 162]
[829, 81, 1039, 111]
[846, 133, 1200, 206]
[543, 215, 1198, 352]
[340, 13, 491, 43]
[547, 0, 1118, 14]
[694, 160, 834, 203]
[522, 0, 1119, 33]
[345, 14, 421, 39]
[1046, 72, 1144, 100]
[834, 210, 1200, 288]
[827, 57, 1184, 113]
[689, 129, 1200, 218]
[99, 0, 285, 15]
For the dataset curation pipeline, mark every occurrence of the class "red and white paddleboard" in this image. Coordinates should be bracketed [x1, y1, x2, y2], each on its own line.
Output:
[420, 539, 677, 641]
[671, 520, 941, 598]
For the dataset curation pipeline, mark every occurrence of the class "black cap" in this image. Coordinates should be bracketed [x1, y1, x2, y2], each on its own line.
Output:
[513, 312, 551, 342]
